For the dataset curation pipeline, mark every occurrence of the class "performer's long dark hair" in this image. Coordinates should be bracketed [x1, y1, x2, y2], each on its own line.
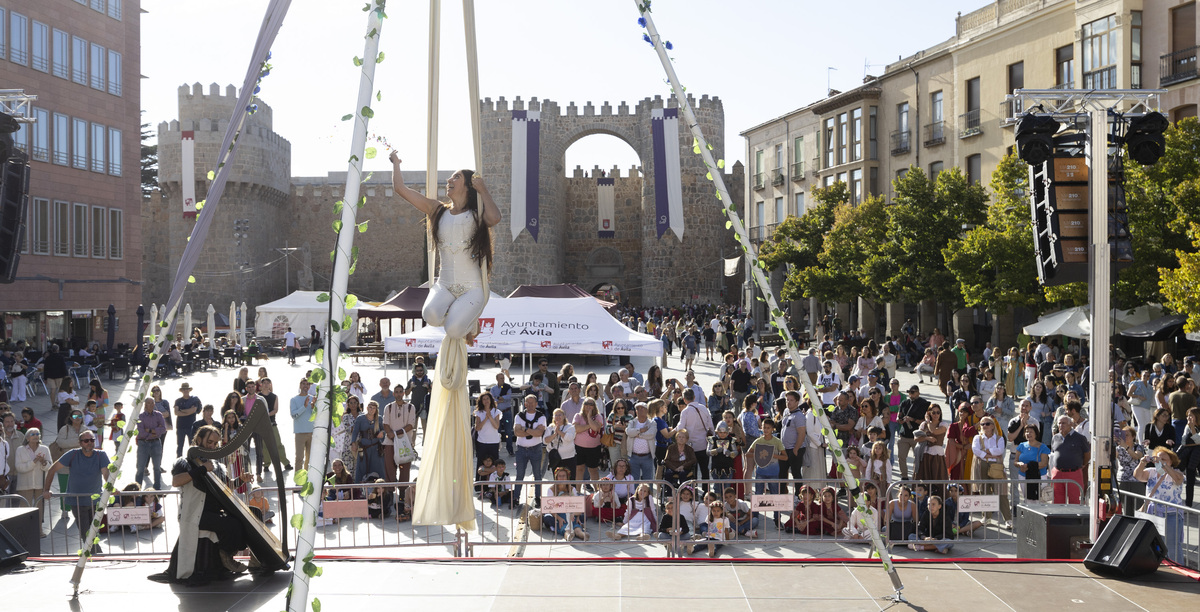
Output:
[429, 169, 494, 273]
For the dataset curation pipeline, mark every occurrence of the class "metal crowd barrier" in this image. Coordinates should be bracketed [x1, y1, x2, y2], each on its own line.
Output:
[468, 478, 679, 557]
[1113, 489, 1200, 571]
[285, 482, 461, 556]
[36, 491, 183, 557]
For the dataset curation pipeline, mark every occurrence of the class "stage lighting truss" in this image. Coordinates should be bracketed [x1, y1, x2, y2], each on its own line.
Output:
[0, 90, 38, 124]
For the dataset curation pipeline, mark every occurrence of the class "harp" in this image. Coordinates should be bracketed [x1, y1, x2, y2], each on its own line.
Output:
[186, 399, 290, 572]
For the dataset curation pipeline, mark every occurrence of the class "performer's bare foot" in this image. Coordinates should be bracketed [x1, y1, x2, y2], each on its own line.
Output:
[465, 331, 478, 346]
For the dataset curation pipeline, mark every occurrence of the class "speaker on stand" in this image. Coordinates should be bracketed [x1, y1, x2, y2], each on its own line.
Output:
[1083, 515, 1167, 578]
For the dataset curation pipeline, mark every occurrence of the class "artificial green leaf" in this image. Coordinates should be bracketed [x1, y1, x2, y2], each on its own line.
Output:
[206, 171, 215, 180]
[300, 481, 314, 497]
[376, 90, 382, 101]
[357, 221, 369, 233]
[376, 52, 385, 64]
[361, 106, 375, 119]
[334, 200, 344, 215]
[345, 295, 358, 309]
[341, 114, 353, 121]
[316, 292, 330, 303]
[312, 599, 322, 612]
[331, 320, 341, 332]
[333, 220, 343, 233]
[291, 513, 304, 529]
[706, 172, 712, 181]
[342, 315, 353, 330]
[365, 147, 377, 159]
[314, 348, 324, 362]
[294, 469, 308, 486]
[717, 159, 725, 169]
[187, 275, 195, 284]
[725, 221, 732, 229]
[353, 56, 364, 67]
[338, 367, 347, 380]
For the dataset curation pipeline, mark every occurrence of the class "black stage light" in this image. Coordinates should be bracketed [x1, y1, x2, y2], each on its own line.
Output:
[1016, 114, 1060, 166]
[1125, 112, 1169, 166]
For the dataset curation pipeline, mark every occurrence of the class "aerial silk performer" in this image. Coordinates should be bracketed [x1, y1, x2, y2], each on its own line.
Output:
[391, 150, 500, 529]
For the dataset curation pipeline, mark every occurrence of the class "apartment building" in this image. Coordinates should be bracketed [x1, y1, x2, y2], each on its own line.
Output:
[742, 0, 1199, 342]
[0, 0, 141, 347]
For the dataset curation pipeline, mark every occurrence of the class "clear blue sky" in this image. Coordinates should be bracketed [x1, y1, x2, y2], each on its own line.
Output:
[141, 0, 966, 177]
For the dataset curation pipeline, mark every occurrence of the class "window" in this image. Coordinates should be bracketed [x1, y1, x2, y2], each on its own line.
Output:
[107, 127, 121, 175]
[897, 168, 909, 182]
[931, 91, 943, 125]
[0, 9, 6, 59]
[89, 43, 105, 90]
[72, 203, 88, 257]
[1082, 15, 1118, 89]
[838, 112, 848, 165]
[929, 161, 944, 179]
[898, 102, 909, 133]
[54, 200, 70, 256]
[774, 143, 783, 170]
[90, 123, 105, 173]
[794, 192, 805, 215]
[108, 208, 122, 259]
[823, 175, 835, 189]
[30, 107, 48, 162]
[824, 117, 836, 168]
[31, 20, 47, 72]
[893, 102, 911, 154]
[31, 198, 50, 255]
[107, 50, 121, 95]
[1056, 45, 1075, 89]
[850, 108, 862, 161]
[966, 154, 982, 184]
[1004, 62, 1025, 119]
[72, 118, 88, 168]
[51, 28, 68, 79]
[52, 113, 69, 165]
[108, 0, 122, 20]
[90, 0, 106, 13]
[966, 77, 980, 114]
[849, 168, 863, 204]
[869, 167, 878, 196]
[91, 206, 106, 258]
[72, 36, 88, 84]
[792, 136, 804, 175]
[962, 77, 982, 137]
[754, 200, 765, 240]
[1131, 11, 1142, 89]
[774, 197, 784, 224]
[868, 106, 878, 160]
[11, 121, 26, 154]
[753, 149, 764, 189]
[9, 11, 27, 65]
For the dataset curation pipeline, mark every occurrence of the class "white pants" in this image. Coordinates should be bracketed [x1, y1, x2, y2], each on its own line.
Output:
[11, 375, 26, 401]
[423, 284, 486, 339]
[1131, 403, 1155, 445]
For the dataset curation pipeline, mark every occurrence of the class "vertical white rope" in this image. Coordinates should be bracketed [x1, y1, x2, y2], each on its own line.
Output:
[425, 0, 441, 286]
[463, 0, 483, 172]
[636, 2, 902, 592]
[286, 6, 385, 612]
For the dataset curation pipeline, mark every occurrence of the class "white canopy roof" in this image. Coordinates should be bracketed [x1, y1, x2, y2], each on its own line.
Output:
[254, 290, 359, 345]
[383, 297, 663, 356]
[1022, 305, 1163, 338]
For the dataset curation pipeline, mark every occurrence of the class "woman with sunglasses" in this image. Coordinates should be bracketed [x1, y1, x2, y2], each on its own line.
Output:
[971, 416, 1012, 528]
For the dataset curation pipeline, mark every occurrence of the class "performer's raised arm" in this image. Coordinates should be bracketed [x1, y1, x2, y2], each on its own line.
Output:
[390, 151, 441, 216]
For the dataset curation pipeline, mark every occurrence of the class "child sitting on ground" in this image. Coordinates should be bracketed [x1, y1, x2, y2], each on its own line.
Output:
[249, 485, 276, 524]
[486, 461, 513, 509]
[476, 456, 497, 496]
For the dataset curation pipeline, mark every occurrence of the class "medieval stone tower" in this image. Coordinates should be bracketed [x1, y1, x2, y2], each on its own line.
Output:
[480, 94, 742, 306]
[154, 83, 292, 311]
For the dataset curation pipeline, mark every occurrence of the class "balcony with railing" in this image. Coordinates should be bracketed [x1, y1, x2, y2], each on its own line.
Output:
[890, 130, 911, 155]
[753, 172, 765, 190]
[923, 122, 946, 146]
[959, 109, 982, 138]
[1161, 46, 1198, 86]
[771, 168, 785, 186]
[811, 157, 820, 177]
[791, 161, 805, 180]
[750, 222, 780, 243]
[998, 98, 1026, 128]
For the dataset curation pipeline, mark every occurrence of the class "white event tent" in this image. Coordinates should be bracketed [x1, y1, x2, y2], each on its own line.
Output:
[1022, 305, 1163, 338]
[383, 296, 662, 356]
[254, 290, 359, 346]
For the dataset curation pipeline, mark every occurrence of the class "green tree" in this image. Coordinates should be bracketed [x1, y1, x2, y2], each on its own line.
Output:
[1119, 117, 1200, 307]
[881, 167, 989, 306]
[758, 182, 844, 301]
[943, 153, 1047, 314]
[795, 194, 889, 310]
[1160, 223, 1200, 333]
[141, 123, 158, 198]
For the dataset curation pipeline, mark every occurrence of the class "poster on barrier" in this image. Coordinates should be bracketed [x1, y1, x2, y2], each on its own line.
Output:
[541, 496, 587, 514]
[1134, 511, 1166, 535]
[323, 499, 370, 519]
[108, 506, 151, 526]
[959, 495, 1000, 513]
[750, 494, 793, 512]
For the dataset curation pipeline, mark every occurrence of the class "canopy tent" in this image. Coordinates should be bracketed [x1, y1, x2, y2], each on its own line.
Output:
[1119, 314, 1188, 340]
[1022, 305, 1165, 338]
[359, 286, 504, 319]
[507, 283, 617, 309]
[254, 290, 359, 345]
[383, 296, 662, 356]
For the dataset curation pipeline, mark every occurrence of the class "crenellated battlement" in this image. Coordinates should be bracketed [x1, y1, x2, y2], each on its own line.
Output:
[480, 93, 722, 117]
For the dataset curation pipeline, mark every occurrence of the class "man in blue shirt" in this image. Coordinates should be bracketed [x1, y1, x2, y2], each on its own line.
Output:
[43, 431, 110, 552]
[135, 397, 168, 490]
[290, 380, 315, 471]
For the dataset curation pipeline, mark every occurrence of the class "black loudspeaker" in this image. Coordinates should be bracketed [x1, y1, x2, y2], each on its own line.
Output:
[0, 154, 31, 284]
[0, 524, 29, 568]
[1084, 515, 1166, 578]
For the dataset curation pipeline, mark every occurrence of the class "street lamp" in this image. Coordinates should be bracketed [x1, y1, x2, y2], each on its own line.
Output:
[276, 246, 299, 295]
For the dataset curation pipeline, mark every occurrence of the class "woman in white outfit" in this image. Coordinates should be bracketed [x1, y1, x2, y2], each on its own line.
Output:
[390, 151, 500, 341]
[9, 352, 28, 402]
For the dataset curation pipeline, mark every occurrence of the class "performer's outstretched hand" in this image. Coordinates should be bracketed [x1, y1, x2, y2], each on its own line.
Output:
[389, 151, 402, 166]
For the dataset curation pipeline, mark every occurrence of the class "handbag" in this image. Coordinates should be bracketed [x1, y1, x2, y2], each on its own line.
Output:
[987, 461, 1005, 479]
[600, 431, 615, 447]
[49, 440, 65, 462]
[393, 432, 417, 465]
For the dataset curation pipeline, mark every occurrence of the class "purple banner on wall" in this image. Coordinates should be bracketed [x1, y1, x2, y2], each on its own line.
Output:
[651, 111, 669, 239]
[510, 110, 542, 242]
[597, 177, 615, 239]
